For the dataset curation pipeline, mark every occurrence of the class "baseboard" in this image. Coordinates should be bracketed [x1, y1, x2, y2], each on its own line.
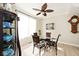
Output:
[58, 41, 79, 48]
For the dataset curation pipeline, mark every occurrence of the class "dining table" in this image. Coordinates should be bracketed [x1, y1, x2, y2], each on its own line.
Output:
[40, 37, 56, 48]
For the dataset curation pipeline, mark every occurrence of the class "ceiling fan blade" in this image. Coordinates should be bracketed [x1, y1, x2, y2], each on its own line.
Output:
[33, 8, 41, 11]
[46, 9, 54, 12]
[41, 3, 47, 11]
[43, 12, 47, 16]
[36, 12, 41, 15]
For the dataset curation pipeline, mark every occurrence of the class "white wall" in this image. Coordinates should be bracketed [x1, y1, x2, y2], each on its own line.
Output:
[38, 8, 79, 47]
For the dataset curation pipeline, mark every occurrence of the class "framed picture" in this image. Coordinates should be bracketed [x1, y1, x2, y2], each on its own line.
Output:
[46, 23, 54, 30]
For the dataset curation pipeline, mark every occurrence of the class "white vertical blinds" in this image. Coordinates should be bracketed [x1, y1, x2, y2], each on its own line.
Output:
[17, 12, 36, 39]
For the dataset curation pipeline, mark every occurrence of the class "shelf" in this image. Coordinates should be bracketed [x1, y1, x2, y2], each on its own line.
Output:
[3, 27, 15, 29]
[3, 20, 13, 23]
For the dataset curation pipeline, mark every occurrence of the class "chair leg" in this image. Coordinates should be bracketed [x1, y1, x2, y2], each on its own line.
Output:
[44, 46, 46, 53]
[55, 46, 57, 56]
[39, 48, 41, 56]
[33, 46, 35, 54]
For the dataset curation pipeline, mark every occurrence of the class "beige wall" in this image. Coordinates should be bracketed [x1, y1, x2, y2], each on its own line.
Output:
[37, 12, 79, 47]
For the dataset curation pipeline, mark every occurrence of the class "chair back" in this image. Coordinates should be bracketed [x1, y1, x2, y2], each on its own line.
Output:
[46, 32, 51, 39]
[32, 33, 40, 44]
[56, 34, 61, 43]
[34, 33, 38, 36]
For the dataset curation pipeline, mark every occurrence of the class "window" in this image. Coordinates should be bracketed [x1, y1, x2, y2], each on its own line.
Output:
[17, 12, 36, 39]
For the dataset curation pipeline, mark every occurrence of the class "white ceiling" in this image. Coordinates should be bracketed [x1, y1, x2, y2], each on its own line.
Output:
[15, 3, 79, 19]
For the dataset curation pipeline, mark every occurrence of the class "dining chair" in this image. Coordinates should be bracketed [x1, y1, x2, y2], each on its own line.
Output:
[32, 33, 45, 56]
[48, 34, 61, 55]
[46, 32, 51, 39]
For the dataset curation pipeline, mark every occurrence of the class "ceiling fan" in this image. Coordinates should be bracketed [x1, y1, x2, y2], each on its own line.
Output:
[33, 3, 54, 16]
